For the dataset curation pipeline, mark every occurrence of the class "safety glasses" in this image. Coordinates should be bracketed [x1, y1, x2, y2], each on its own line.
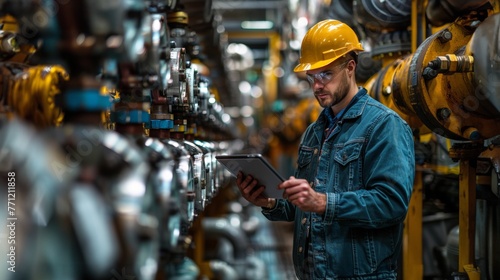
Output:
[306, 60, 349, 85]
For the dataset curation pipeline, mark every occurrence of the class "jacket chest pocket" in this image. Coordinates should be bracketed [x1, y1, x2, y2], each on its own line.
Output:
[295, 145, 317, 180]
[333, 140, 363, 191]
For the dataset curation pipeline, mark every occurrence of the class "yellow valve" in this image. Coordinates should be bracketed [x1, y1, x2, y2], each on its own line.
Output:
[7, 65, 69, 128]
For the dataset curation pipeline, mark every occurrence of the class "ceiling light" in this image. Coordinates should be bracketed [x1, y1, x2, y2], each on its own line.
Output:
[241, 21, 274, 30]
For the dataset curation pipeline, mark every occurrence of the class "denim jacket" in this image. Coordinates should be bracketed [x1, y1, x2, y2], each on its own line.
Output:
[262, 88, 415, 279]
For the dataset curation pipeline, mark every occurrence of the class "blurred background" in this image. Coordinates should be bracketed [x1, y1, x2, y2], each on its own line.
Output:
[0, 0, 499, 279]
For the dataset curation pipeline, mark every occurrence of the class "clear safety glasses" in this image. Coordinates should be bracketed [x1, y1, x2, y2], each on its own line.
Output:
[306, 61, 350, 85]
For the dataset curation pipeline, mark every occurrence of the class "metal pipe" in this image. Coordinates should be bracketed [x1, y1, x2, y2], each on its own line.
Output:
[466, 13, 500, 117]
[202, 217, 249, 260]
[209, 260, 239, 280]
[426, 0, 491, 27]
[357, 0, 412, 27]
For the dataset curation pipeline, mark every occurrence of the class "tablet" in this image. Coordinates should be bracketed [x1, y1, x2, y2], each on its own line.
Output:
[216, 154, 285, 198]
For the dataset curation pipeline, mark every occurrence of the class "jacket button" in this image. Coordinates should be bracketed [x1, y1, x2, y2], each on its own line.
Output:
[298, 247, 303, 253]
[314, 149, 318, 155]
[343, 154, 347, 160]
[301, 218, 307, 224]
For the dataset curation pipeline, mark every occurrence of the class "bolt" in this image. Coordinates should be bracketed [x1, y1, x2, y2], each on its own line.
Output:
[383, 86, 392, 96]
[463, 127, 480, 141]
[423, 67, 438, 80]
[437, 108, 451, 121]
[438, 29, 453, 43]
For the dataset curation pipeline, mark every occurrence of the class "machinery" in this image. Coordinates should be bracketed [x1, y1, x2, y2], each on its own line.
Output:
[0, 0, 499, 280]
[0, 1, 243, 279]
[354, 1, 500, 279]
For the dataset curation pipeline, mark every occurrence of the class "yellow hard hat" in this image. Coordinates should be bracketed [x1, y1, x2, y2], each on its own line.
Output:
[294, 19, 364, 72]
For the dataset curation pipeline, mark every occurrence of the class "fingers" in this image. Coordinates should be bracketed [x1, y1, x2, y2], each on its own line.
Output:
[237, 173, 265, 201]
[248, 185, 265, 201]
[278, 176, 302, 189]
[241, 176, 258, 197]
[281, 180, 313, 203]
[236, 171, 252, 191]
[282, 189, 289, 200]
[236, 171, 245, 185]
[283, 189, 298, 201]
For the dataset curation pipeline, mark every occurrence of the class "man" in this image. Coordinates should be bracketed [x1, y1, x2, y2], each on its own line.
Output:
[236, 19, 415, 279]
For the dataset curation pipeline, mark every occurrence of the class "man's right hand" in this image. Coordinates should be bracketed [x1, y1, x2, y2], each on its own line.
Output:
[236, 171, 274, 208]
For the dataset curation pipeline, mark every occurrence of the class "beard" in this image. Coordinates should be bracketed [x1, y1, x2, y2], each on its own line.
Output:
[314, 70, 350, 108]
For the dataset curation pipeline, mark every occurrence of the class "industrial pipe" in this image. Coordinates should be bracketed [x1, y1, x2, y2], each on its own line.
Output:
[209, 260, 239, 280]
[426, 0, 491, 27]
[202, 217, 250, 260]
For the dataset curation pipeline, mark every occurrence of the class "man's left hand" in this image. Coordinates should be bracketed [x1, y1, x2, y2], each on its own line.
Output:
[279, 176, 326, 214]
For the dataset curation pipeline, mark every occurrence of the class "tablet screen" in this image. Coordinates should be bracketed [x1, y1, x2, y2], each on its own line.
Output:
[216, 154, 285, 198]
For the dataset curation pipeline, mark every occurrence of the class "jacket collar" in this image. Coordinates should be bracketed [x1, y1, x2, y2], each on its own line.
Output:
[339, 87, 368, 120]
[312, 87, 368, 142]
[317, 87, 368, 125]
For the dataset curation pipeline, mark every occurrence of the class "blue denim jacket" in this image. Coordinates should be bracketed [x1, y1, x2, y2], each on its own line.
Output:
[262, 88, 415, 279]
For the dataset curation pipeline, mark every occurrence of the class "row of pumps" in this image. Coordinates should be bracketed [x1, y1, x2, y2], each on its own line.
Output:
[0, 1, 261, 280]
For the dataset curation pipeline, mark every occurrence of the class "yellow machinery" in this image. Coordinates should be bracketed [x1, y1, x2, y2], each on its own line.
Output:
[0, 15, 67, 128]
[3, 64, 68, 127]
[363, 1, 500, 279]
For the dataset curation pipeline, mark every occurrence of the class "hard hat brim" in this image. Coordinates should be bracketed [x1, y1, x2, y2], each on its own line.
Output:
[293, 57, 337, 72]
